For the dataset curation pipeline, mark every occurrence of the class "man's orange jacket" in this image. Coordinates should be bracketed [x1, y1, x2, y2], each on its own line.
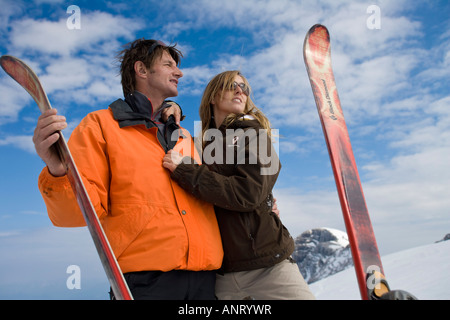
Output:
[38, 103, 223, 274]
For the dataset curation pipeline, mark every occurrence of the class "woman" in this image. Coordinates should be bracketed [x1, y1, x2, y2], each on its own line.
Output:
[163, 71, 314, 300]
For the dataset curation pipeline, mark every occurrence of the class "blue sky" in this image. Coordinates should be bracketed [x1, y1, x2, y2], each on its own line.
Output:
[0, 0, 449, 299]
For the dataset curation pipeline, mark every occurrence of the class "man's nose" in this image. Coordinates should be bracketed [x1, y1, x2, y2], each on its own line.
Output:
[175, 66, 183, 78]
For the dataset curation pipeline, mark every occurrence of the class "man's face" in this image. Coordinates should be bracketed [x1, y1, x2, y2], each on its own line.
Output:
[147, 50, 183, 99]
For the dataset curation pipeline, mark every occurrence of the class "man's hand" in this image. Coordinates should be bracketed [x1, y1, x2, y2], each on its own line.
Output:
[33, 109, 67, 177]
[161, 102, 182, 125]
[272, 197, 280, 218]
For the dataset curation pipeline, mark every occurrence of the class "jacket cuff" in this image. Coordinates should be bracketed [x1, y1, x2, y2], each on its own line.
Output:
[38, 166, 71, 193]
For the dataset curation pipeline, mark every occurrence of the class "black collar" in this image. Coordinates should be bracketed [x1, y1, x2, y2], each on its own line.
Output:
[110, 91, 164, 129]
[109, 91, 183, 152]
[125, 91, 154, 119]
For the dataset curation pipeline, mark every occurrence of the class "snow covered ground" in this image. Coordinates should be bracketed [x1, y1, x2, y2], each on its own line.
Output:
[309, 240, 450, 300]
[0, 226, 447, 300]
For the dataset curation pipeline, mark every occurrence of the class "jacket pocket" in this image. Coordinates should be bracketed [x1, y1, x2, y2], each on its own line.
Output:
[102, 202, 158, 258]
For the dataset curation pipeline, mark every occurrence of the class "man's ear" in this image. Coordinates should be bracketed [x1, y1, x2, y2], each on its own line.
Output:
[134, 61, 148, 79]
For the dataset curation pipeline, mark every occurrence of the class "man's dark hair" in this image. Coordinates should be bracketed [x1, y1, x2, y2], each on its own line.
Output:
[117, 39, 183, 97]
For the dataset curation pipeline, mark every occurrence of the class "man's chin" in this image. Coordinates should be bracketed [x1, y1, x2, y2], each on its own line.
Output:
[167, 87, 178, 98]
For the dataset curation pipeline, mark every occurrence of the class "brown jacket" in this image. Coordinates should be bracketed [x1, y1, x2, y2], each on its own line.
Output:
[171, 115, 294, 272]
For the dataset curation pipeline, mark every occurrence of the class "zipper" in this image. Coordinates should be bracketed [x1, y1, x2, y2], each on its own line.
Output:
[243, 213, 257, 254]
[248, 233, 256, 254]
[164, 115, 181, 152]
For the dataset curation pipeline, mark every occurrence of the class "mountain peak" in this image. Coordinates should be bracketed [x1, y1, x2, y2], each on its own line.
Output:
[436, 233, 450, 243]
[293, 227, 353, 284]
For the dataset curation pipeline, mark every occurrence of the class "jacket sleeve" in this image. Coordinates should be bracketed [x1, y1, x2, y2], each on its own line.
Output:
[171, 129, 281, 213]
[38, 113, 109, 227]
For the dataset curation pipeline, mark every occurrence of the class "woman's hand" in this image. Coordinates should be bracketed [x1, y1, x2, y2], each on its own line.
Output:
[162, 150, 184, 172]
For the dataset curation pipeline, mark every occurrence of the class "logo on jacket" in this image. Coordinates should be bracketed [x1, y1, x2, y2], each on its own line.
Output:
[228, 136, 239, 147]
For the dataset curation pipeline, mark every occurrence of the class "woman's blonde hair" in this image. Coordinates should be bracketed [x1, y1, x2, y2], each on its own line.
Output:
[199, 70, 271, 146]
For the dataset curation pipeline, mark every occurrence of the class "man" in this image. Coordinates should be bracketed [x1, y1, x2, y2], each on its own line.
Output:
[34, 39, 223, 300]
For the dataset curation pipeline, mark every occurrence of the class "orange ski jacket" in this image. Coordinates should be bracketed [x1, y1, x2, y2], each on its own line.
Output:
[38, 95, 223, 273]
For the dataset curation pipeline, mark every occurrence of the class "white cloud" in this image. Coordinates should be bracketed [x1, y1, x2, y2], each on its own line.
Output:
[0, 78, 32, 124]
[279, 135, 315, 155]
[0, 0, 24, 37]
[9, 11, 142, 57]
[39, 57, 91, 92]
[273, 187, 344, 237]
[0, 135, 34, 153]
[164, 0, 428, 134]
[0, 8, 142, 136]
[275, 138, 450, 255]
[178, 65, 217, 96]
[4, 9, 143, 100]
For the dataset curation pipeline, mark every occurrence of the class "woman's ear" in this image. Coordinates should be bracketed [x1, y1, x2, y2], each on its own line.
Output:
[211, 93, 220, 106]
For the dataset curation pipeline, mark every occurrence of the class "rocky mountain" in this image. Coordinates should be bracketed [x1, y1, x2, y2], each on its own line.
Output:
[293, 227, 353, 284]
[436, 233, 450, 243]
[294, 228, 450, 287]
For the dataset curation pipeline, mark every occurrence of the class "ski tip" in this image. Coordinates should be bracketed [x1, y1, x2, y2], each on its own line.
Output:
[303, 24, 331, 64]
[0, 55, 22, 76]
[0, 54, 17, 65]
[1, 54, 20, 60]
[305, 24, 330, 42]
[0, 54, 11, 68]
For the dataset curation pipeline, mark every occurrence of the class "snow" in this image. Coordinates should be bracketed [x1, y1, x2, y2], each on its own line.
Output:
[323, 227, 349, 247]
[294, 227, 354, 284]
[309, 240, 450, 300]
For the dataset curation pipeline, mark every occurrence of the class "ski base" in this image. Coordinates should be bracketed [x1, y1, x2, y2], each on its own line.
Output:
[303, 25, 416, 300]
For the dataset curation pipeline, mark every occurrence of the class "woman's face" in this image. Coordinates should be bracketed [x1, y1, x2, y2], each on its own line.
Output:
[212, 75, 248, 126]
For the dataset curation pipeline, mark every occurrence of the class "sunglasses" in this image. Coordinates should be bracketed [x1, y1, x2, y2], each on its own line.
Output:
[231, 81, 250, 96]
[147, 40, 167, 56]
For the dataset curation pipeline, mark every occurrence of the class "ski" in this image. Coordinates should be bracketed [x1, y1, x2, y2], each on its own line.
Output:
[1, 55, 133, 300]
[302, 25, 388, 300]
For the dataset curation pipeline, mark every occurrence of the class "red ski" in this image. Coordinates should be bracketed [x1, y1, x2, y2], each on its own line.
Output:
[1, 55, 133, 300]
[303, 25, 388, 300]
